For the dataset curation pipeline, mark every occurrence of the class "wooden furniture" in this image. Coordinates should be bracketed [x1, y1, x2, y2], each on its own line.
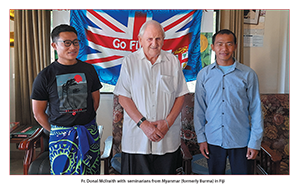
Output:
[102, 137, 191, 174]
[18, 128, 49, 175]
[19, 126, 105, 175]
[254, 94, 289, 174]
[102, 95, 191, 174]
[109, 93, 289, 174]
[101, 136, 113, 174]
[254, 142, 282, 174]
[180, 93, 289, 174]
[10, 124, 41, 147]
[19, 93, 289, 175]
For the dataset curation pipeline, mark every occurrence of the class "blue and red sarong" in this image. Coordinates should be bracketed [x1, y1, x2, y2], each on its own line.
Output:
[49, 119, 101, 175]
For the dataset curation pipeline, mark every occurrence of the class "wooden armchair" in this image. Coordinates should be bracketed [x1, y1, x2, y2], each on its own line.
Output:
[18, 126, 106, 175]
[18, 128, 50, 175]
[255, 94, 289, 174]
[102, 95, 192, 174]
[100, 136, 113, 174]
[180, 93, 289, 175]
[254, 142, 282, 174]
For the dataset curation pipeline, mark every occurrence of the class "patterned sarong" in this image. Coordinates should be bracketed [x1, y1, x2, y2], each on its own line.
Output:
[49, 119, 101, 175]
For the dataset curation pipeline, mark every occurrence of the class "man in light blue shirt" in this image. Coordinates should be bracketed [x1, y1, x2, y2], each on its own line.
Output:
[194, 29, 263, 174]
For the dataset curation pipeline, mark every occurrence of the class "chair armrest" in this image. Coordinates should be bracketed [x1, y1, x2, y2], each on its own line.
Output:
[180, 138, 192, 160]
[101, 136, 113, 159]
[180, 138, 193, 174]
[98, 125, 104, 139]
[18, 128, 45, 175]
[18, 128, 44, 151]
[101, 136, 113, 174]
[255, 142, 282, 174]
[261, 142, 282, 162]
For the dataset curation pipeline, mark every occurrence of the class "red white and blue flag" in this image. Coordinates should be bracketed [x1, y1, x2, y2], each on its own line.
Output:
[70, 10, 202, 85]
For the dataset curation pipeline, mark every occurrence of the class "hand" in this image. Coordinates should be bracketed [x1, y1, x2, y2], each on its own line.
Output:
[199, 142, 209, 159]
[139, 120, 164, 142]
[246, 148, 259, 159]
[151, 120, 169, 138]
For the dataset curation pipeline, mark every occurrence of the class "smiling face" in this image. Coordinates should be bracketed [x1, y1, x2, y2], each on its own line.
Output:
[52, 32, 79, 65]
[138, 22, 164, 64]
[211, 33, 237, 66]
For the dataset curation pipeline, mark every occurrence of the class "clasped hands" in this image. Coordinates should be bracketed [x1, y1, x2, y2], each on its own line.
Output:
[139, 120, 169, 142]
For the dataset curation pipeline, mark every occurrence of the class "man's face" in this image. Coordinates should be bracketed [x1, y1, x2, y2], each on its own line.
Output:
[138, 23, 164, 63]
[211, 33, 237, 66]
[52, 32, 79, 65]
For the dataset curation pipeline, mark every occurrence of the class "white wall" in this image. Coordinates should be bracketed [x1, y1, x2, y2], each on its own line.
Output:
[96, 94, 114, 151]
[243, 10, 289, 94]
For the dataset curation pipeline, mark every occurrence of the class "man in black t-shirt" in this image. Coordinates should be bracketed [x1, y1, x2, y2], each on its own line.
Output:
[31, 24, 102, 175]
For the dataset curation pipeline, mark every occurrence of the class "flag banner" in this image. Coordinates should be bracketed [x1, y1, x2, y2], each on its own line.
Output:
[70, 10, 202, 85]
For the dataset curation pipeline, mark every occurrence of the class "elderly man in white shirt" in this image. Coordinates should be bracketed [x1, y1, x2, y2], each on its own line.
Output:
[114, 20, 189, 174]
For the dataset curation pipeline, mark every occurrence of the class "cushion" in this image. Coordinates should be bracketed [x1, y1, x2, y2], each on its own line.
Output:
[28, 152, 50, 175]
[111, 153, 122, 173]
[192, 154, 231, 174]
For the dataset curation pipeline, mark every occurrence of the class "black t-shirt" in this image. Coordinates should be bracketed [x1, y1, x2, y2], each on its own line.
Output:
[31, 59, 102, 126]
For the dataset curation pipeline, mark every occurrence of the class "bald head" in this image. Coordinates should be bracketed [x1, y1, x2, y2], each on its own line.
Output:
[138, 20, 165, 39]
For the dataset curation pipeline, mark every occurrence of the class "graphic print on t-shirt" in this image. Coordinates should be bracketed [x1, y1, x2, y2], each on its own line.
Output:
[56, 73, 87, 115]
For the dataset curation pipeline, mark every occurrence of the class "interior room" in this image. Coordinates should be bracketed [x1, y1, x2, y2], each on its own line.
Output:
[9, 9, 289, 176]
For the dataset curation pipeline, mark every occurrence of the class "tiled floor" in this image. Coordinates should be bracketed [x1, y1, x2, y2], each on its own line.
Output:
[10, 151, 24, 175]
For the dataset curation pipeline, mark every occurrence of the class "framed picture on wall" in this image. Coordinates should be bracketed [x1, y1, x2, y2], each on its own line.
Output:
[244, 10, 260, 25]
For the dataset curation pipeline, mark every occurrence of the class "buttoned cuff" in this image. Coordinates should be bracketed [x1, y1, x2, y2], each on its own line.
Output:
[196, 133, 207, 144]
[247, 140, 262, 150]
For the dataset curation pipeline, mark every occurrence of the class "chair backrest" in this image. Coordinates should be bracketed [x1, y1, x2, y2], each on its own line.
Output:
[112, 94, 289, 174]
[260, 94, 289, 174]
[42, 128, 50, 151]
[111, 93, 199, 157]
[180, 93, 200, 155]
[112, 95, 124, 157]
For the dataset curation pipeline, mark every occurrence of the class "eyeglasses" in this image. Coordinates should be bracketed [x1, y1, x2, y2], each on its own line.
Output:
[57, 39, 80, 47]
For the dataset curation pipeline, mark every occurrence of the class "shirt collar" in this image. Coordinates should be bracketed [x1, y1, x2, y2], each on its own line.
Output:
[211, 58, 242, 71]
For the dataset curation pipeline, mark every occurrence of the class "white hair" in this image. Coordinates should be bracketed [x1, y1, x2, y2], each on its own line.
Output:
[138, 20, 165, 38]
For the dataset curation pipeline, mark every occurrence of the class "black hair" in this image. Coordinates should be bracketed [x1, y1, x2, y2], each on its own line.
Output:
[51, 24, 78, 42]
[212, 29, 237, 45]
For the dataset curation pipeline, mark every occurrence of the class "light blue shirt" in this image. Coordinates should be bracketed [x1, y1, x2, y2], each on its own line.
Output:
[194, 60, 263, 150]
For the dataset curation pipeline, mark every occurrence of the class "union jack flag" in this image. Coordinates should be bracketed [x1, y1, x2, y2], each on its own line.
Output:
[70, 10, 202, 85]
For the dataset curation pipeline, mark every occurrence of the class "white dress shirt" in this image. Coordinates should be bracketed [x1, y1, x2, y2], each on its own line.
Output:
[114, 48, 189, 155]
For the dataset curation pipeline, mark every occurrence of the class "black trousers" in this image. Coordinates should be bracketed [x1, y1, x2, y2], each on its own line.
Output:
[207, 144, 254, 175]
[121, 147, 182, 175]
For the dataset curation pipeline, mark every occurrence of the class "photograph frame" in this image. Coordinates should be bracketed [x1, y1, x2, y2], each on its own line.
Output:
[244, 10, 260, 25]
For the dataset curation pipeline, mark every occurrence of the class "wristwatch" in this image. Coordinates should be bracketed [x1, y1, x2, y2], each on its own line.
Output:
[137, 117, 146, 128]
